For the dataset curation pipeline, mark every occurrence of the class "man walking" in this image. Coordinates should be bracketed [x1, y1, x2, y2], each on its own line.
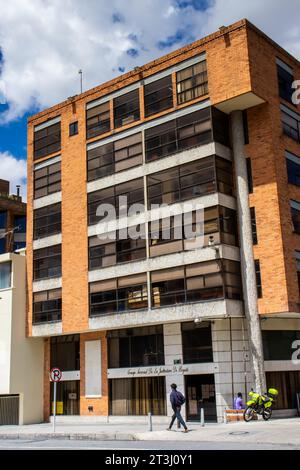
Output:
[167, 383, 189, 432]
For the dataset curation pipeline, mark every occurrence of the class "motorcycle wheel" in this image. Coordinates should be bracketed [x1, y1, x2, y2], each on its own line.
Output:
[243, 406, 255, 422]
[262, 408, 272, 421]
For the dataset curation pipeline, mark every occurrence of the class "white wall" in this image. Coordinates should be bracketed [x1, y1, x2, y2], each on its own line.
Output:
[0, 253, 44, 424]
[0, 254, 13, 394]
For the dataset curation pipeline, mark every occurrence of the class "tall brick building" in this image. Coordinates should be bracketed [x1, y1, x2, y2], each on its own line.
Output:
[27, 19, 300, 422]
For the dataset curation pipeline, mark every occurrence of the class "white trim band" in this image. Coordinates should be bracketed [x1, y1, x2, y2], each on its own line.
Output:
[34, 154, 61, 170]
[34, 116, 61, 132]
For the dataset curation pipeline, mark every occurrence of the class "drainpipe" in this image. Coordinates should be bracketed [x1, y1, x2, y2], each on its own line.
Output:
[230, 110, 266, 395]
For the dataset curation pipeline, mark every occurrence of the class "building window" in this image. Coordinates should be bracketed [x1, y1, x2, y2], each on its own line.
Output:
[149, 206, 237, 258]
[34, 161, 61, 199]
[243, 110, 249, 144]
[89, 228, 146, 270]
[33, 244, 62, 280]
[286, 152, 300, 187]
[246, 158, 253, 194]
[89, 273, 147, 316]
[0, 261, 11, 289]
[88, 177, 144, 225]
[69, 121, 78, 136]
[33, 203, 61, 239]
[50, 335, 80, 370]
[176, 60, 208, 104]
[34, 121, 61, 160]
[145, 107, 229, 162]
[144, 75, 173, 117]
[250, 207, 258, 245]
[87, 132, 143, 181]
[263, 330, 300, 360]
[86, 102, 110, 139]
[109, 376, 166, 416]
[282, 108, 300, 142]
[255, 259, 262, 298]
[277, 62, 294, 104]
[33, 289, 62, 324]
[182, 321, 213, 364]
[296, 252, 300, 295]
[291, 201, 300, 234]
[107, 325, 164, 368]
[0, 211, 7, 254]
[113, 89, 140, 128]
[147, 156, 233, 208]
[151, 259, 242, 308]
[13, 215, 26, 251]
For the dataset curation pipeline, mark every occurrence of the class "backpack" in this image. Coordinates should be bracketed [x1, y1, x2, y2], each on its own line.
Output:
[176, 391, 186, 406]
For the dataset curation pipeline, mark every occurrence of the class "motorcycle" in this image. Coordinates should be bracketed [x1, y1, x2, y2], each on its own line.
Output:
[243, 388, 278, 422]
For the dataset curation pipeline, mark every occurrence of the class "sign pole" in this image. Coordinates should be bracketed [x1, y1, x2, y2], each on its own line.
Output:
[53, 381, 57, 433]
[50, 367, 62, 433]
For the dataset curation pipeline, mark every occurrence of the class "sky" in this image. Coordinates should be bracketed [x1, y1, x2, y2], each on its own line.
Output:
[0, 0, 300, 200]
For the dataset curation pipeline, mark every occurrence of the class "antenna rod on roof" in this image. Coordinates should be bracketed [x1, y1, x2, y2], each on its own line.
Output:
[78, 69, 83, 94]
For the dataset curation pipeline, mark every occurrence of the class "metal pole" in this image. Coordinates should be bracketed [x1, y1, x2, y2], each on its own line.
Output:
[148, 412, 153, 432]
[53, 381, 57, 433]
[200, 408, 205, 427]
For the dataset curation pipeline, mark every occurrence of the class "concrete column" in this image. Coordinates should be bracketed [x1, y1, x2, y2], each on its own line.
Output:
[163, 323, 186, 418]
[230, 110, 266, 395]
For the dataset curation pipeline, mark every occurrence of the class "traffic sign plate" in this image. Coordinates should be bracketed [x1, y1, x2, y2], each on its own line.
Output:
[50, 367, 62, 382]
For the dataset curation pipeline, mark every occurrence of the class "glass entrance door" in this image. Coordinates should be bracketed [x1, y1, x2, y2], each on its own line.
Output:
[185, 374, 217, 422]
[50, 380, 80, 415]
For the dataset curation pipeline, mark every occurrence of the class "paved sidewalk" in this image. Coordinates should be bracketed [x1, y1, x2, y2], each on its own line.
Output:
[0, 418, 299, 447]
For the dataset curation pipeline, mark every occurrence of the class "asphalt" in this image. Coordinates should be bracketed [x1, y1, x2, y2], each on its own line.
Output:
[0, 417, 299, 448]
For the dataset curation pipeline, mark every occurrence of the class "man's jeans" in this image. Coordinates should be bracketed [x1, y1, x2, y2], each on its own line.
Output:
[169, 406, 187, 430]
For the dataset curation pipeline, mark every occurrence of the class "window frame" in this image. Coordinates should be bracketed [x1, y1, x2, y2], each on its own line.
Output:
[144, 75, 173, 117]
[34, 161, 61, 199]
[33, 244, 62, 281]
[113, 89, 140, 128]
[33, 122, 61, 160]
[86, 101, 111, 139]
[33, 203, 61, 240]
[176, 60, 208, 105]
[33, 288, 62, 324]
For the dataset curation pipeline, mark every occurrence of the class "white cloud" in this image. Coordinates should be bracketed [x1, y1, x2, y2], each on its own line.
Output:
[0, 152, 27, 200]
[0, 0, 299, 123]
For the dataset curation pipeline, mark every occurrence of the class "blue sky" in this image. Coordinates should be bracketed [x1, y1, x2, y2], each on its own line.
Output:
[0, 0, 300, 198]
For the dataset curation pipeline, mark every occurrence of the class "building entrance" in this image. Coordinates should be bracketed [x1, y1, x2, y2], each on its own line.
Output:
[185, 374, 217, 422]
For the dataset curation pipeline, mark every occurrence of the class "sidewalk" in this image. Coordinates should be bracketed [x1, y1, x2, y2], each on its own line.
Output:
[0, 418, 299, 447]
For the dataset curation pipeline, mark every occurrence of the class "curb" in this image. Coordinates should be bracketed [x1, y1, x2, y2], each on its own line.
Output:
[0, 432, 137, 441]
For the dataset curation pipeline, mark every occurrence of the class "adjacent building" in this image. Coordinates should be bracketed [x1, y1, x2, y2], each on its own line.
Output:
[0, 252, 43, 424]
[26, 19, 300, 422]
[0, 179, 26, 254]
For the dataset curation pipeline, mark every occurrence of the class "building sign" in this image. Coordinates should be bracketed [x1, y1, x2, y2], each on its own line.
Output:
[108, 365, 190, 379]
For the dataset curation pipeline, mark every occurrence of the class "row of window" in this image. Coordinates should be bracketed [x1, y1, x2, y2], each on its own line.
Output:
[32, 259, 241, 323]
[33, 205, 237, 279]
[86, 60, 208, 139]
[33, 60, 208, 160]
[88, 206, 238, 270]
[34, 106, 229, 198]
[87, 155, 233, 225]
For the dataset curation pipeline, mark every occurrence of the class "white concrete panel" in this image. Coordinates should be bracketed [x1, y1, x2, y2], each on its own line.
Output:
[32, 322, 62, 337]
[33, 277, 62, 293]
[34, 192, 62, 209]
[33, 233, 62, 250]
[85, 340, 102, 397]
[89, 300, 243, 331]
